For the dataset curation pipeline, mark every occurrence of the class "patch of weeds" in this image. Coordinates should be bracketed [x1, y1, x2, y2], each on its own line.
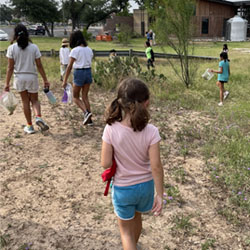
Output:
[217, 207, 239, 225]
[2, 136, 13, 146]
[34, 176, 42, 182]
[93, 214, 104, 221]
[71, 201, 81, 213]
[244, 237, 250, 246]
[0, 234, 9, 248]
[201, 238, 216, 250]
[171, 214, 194, 235]
[203, 118, 250, 212]
[18, 242, 32, 250]
[72, 126, 85, 137]
[14, 131, 22, 138]
[164, 245, 171, 250]
[163, 184, 185, 207]
[173, 167, 187, 184]
[161, 144, 171, 163]
[38, 163, 49, 169]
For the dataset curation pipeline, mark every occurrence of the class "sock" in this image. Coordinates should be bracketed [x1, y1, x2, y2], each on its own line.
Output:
[27, 123, 32, 126]
[36, 115, 41, 118]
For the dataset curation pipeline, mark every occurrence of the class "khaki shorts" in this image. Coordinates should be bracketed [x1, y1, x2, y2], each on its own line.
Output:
[13, 74, 39, 93]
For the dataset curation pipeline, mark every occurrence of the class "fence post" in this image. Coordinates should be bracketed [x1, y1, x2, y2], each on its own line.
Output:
[129, 49, 133, 57]
[50, 49, 55, 57]
[92, 49, 95, 59]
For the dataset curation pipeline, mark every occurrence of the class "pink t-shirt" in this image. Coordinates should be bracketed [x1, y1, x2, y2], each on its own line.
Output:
[102, 122, 161, 186]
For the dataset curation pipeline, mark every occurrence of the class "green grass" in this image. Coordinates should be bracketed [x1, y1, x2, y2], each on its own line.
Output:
[1, 36, 250, 57]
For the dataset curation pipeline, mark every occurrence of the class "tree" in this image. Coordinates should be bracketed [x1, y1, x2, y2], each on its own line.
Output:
[10, 0, 60, 37]
[63, 0, 130, 31]
[147, 0, 196, 87]
[0, 4, 13, 23]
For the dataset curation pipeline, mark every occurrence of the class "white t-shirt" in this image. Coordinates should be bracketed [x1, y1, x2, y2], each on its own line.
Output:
[6, 42, 41, 76]
[59, 47, 70, 65]
[69, 46, 93, 69]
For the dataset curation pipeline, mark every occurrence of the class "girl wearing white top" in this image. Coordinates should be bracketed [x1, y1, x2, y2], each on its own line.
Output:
[59, 38, 70, 81]
[62, 30, 93, 125]
[4, 24, 50, 134]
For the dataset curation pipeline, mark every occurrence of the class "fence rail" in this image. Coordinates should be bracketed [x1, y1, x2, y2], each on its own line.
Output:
[0, 49, 217, 60]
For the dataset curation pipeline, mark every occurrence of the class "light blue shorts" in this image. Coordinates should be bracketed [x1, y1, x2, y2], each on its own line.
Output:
[73, 68, 92, 86]
[112, 179, 154, 220]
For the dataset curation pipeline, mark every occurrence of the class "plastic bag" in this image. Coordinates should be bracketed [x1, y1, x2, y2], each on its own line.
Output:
[0, 91, 18, 115]
[202, 68, 214, 81]
[62, 83, 73, 104]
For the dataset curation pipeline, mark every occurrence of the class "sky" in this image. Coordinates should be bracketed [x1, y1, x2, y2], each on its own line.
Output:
[0, 0, 139, 9]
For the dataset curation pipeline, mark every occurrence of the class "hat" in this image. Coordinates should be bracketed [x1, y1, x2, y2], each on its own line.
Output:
[61, 38, 69, 46]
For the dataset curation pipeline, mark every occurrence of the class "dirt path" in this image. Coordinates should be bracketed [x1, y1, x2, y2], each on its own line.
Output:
[0, 86, 249, 250]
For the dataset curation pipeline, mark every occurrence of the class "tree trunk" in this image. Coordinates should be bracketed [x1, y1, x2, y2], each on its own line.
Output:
[50, 22, 54, 37]
[43, 22, 52, 37]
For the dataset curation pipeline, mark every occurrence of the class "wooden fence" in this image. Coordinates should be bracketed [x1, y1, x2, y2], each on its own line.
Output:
[0, 49, 217, 60]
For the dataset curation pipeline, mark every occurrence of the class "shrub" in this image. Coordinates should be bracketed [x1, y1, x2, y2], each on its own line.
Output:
[93, 56, 167, 90]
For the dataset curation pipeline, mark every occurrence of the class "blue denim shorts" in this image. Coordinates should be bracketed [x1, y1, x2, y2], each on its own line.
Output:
[73, 68, 92, 86]
[112, 179, 154, 220]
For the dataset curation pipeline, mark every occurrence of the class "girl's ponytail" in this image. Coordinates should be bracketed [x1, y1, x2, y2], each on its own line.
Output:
[105, 98, 122, 125]
[130, 101, 149, 131]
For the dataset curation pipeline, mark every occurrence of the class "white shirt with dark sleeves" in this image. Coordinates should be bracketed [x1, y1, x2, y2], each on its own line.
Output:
[69, 46, 93, 69]
[6, 42, 41, 76]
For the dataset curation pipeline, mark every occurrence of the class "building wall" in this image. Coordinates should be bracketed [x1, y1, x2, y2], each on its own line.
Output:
[104, 15, 133, 35]
[194, 0, 236, 37]
[133, 9, 149, 36]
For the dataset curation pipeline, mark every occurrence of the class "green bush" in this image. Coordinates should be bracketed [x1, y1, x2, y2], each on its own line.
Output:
[93, 56, 167, 90]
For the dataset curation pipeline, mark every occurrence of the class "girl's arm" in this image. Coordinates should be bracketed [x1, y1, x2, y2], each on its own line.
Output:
[101, 141, 113, 169]
[62, 57, 75, 89]
[211, 67, 223, 74]
[149, 142, 164, 216]
[4, 58, 14, 92]
[35, 58, 50, 88]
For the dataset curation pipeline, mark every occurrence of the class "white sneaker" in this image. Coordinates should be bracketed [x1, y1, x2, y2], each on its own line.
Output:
[35, 117, 49, 131]
[24, 125, 35, 134]
[218, 102, 223, 106]
[223, 91, 229, 100]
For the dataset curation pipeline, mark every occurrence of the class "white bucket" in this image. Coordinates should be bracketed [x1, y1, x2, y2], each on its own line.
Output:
[202, 68, 214, 81]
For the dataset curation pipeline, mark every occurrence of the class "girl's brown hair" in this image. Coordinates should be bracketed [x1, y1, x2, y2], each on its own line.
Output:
[105, 78, 150, 131]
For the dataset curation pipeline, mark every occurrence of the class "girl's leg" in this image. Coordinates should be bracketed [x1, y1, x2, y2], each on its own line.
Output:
[73, 84, 87, 112]
[81, 83, 91, 112]
[134, 212, 142, 243]
[118, 218, 137, 250]
[29, 92, 41, 116]
[19, 91, 32, 124]
[216, 81, 224, 102]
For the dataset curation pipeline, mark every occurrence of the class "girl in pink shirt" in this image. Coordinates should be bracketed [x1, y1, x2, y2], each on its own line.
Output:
[101, 78, 164, 250]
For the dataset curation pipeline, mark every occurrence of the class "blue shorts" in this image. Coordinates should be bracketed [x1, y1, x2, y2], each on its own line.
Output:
[112, 179, 154, 220]
[73, 68, 92, 87]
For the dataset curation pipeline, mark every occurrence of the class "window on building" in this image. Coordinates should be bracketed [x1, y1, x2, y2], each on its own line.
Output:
[202, 18, 209, 34]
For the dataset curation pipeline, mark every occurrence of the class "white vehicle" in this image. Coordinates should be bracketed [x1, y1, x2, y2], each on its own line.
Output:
[0, 29, 9, 41]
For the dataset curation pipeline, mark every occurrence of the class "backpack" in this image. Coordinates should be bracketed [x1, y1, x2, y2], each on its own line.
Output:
[150, 48, 155, 62]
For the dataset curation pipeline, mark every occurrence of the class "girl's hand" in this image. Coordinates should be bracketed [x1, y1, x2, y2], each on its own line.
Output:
[44, 81, 50, 88]
[62, 82, 67, 89]
[152, 194, 163, 216]
[4, 85, 10, 92]
[209, 69, 213, 73]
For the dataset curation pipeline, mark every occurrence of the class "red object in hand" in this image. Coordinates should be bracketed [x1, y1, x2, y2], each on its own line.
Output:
[101, 159, 117, 196]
